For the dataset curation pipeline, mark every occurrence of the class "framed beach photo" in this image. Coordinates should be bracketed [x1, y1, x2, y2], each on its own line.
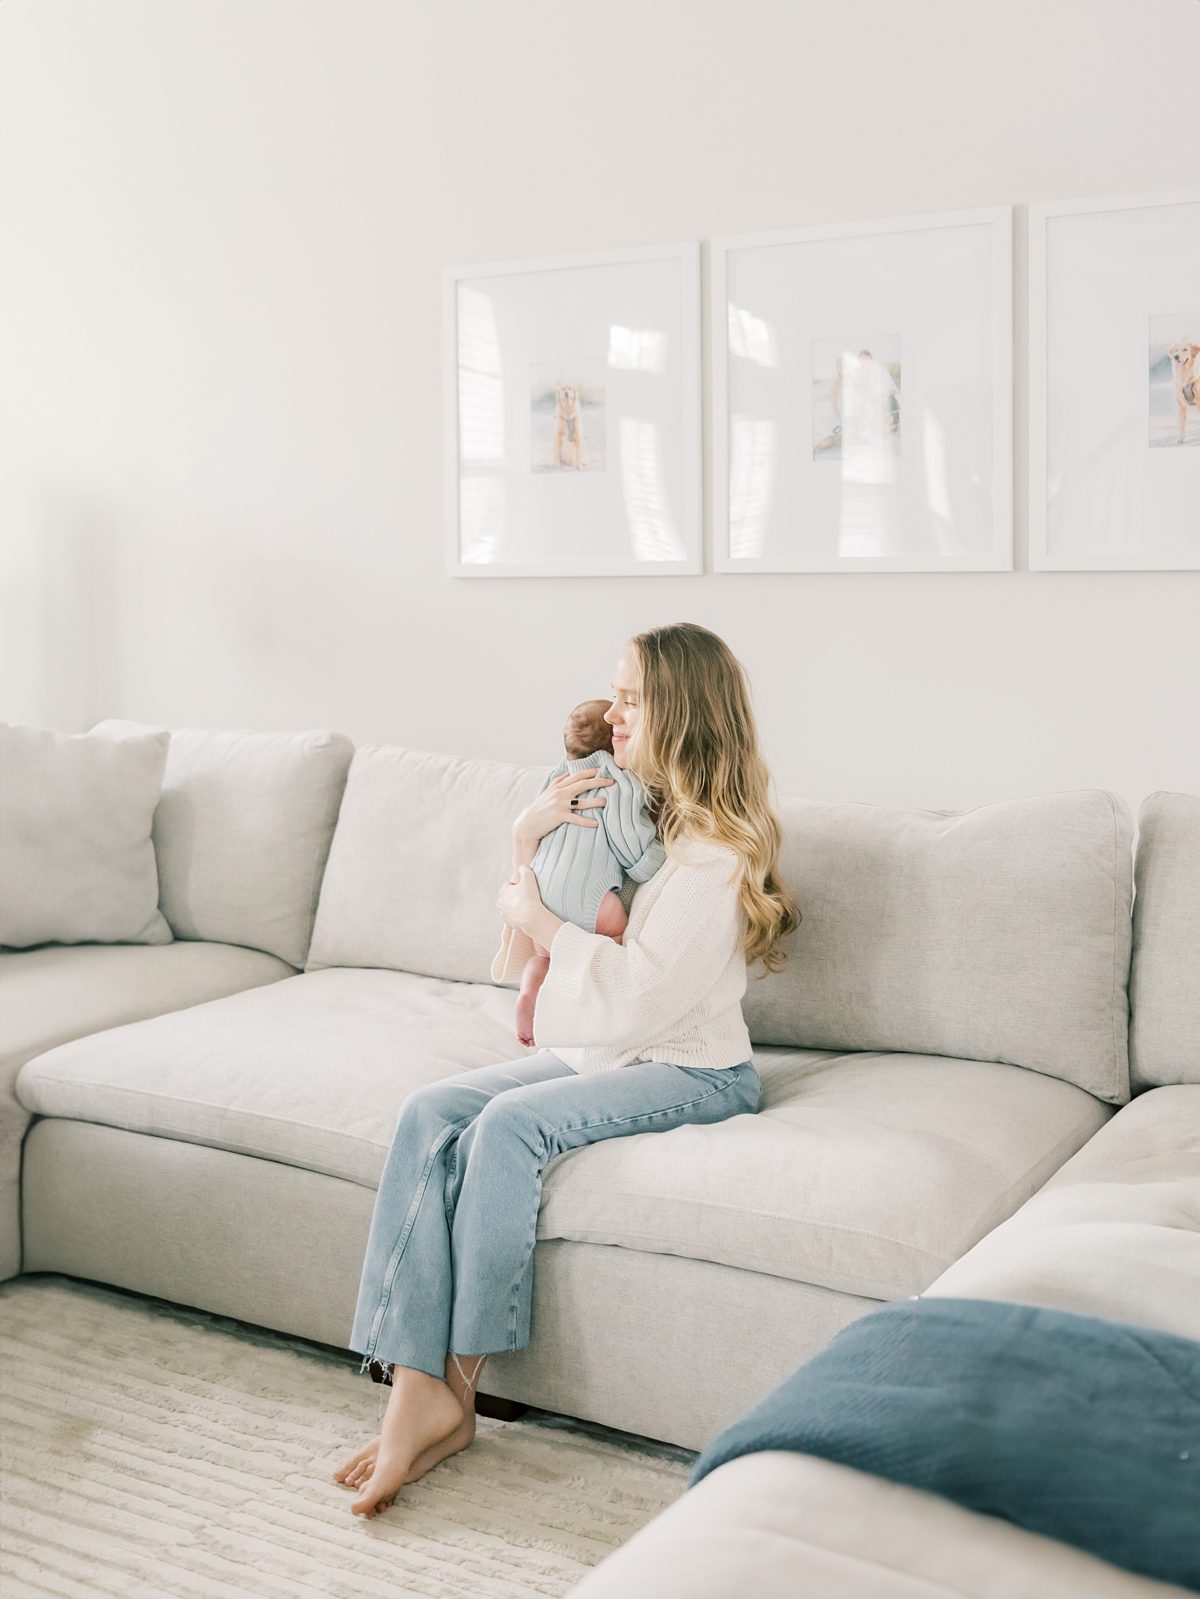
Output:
[444, 242, 702, 576]
[710, 207, 1013, 572]
[1029, 191, 1200, 571]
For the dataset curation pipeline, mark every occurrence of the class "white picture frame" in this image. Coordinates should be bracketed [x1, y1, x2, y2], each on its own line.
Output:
[444, 242, 702, 577]
[1029, 190, 1200, 572]
[710, 206, 1013, 573]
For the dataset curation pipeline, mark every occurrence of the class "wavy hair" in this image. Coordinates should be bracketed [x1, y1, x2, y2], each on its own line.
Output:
[624, 623, 800, 975]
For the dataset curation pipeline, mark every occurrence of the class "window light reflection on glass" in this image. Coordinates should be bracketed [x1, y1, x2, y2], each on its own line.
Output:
[457, 286, 507, 560]
[729, 416, 777, 558]
[461, 476, 507, 564]
[457, 287, 504, 463]
[608, 324, 667, 373]
[836, 481, 901, 556]
[921, 407, 955, 552]
[728, 303, 777, 368]
[619, 417, 685, 560]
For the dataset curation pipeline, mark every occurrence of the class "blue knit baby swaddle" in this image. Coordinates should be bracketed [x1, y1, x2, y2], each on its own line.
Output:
[531, 752, 666, 931]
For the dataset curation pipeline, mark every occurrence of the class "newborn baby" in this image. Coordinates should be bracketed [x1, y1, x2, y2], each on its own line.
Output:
[504, 698, 667, 1048]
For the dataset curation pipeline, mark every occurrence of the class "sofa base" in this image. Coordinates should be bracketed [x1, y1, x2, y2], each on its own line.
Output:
[21, 1117, 881, 1451]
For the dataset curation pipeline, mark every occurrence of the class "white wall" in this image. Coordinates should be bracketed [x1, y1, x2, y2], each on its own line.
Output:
[2, 0, 1197, 815]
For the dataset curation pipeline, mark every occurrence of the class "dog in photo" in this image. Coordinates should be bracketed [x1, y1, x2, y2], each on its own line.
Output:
[1167, 341, 1200, 444]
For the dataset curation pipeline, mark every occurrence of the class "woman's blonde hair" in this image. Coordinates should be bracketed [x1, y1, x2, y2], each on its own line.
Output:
[625, 623, 800, 975]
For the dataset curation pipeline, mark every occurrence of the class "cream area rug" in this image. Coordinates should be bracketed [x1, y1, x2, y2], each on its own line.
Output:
[0, 1274, 697, 1597]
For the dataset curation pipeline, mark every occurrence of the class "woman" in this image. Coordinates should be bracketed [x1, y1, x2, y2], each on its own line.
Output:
[334, 622, 799, 1518]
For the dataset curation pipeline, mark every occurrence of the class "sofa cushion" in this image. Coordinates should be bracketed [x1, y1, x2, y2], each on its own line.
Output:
[90, 721, 354, 967]
[0, 721, 172, 949]
[922, 1083, 1200, 1340]
[1, 942, 299, 1077]
[687, 1296, 1200, 1593]
[0, 940, 297, 1283]
[1129, 791, 1200, 1091]
[14, 968, 527, 1178]
[568, 1450, 1177, 1599]
[14, 975, 1111, 1301]
[305, 744, 548, 982]
[743, 788, 1134, 1104]
[538, 1045, 1111, 1298]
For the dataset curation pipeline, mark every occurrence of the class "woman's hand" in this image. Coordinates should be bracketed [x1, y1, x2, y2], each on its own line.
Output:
[514, 770, 615, 847]
[497, 864, 545, 935]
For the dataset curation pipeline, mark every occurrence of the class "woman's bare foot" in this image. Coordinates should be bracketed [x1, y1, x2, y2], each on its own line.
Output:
[335, 1405, 478, 1491]
[347, 1368, 464, 1518]
[335, 1351, 486, 1497]
[334, 1435, 381, 1487]
[404, 1406, 477, 1480]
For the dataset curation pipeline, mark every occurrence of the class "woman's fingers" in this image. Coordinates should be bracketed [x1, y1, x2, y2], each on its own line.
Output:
[552, 772, 614, 789]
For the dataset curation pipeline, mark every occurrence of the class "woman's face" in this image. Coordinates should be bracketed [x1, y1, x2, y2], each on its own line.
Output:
[604, 653, 641, 769]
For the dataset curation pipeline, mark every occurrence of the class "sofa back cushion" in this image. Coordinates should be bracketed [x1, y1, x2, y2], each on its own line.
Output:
[742, 789, 1133, 1104]
[305, 744, 548, 982]
[0, 721, 173, 949]
[1129, 791, 1200, 1092]
[90, 721, 354, 968]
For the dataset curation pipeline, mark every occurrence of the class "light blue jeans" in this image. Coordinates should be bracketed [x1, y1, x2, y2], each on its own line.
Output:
[348, 1050, 762, 1382]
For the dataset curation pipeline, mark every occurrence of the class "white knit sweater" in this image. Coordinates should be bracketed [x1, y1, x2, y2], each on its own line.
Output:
[490, 836, 755, 1074]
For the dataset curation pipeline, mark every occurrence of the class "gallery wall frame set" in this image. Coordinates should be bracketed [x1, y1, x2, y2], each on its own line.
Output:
[444, 191, 1199, 577]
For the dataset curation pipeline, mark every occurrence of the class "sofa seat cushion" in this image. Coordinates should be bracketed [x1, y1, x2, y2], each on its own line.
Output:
[537, 1045, 1112, 1298]
[15, 969, 534, 1183]
[16, 979, 1111, 1300]
[1, 941, 298, 1080]
[923, 1083, 1200, 1340]
[0, 940, 298, 1283]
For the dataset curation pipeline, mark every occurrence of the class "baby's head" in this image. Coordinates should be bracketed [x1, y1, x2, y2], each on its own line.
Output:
[564, 699, 614, 760]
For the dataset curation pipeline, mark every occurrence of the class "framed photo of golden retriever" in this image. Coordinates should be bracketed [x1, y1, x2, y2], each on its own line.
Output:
[710, 206, 1013, 572]
[1029, 190, 1200, 571]
[444, 243, 701, 576]
[1150, 317, 1200, 451]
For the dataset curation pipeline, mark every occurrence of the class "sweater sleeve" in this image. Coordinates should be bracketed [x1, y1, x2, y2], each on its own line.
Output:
[532, 852, 743, 1051]
[490, 760, 567, 983]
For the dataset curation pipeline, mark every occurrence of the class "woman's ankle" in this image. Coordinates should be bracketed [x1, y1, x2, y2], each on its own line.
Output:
[446, 1351, 487, 1414]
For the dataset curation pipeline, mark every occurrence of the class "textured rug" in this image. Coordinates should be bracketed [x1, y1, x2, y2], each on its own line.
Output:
[0, 1274, 697, 1597]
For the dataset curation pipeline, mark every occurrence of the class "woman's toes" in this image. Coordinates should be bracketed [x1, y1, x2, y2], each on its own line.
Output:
[334, 1439, 380, 1482]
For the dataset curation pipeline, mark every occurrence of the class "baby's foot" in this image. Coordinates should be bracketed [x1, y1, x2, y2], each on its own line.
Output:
[515, 992, 536, 1048]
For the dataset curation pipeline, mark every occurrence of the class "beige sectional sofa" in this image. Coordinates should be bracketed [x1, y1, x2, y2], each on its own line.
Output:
[2, 721, 1196, 1594]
